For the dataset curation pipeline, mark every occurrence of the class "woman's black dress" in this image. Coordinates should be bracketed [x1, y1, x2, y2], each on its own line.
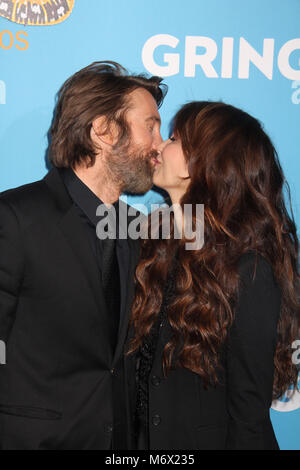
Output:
[135, 257, 178, 450]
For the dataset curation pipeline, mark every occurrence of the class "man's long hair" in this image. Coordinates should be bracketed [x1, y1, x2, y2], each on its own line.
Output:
[128, 101, 300, 399]
[49, 61, 167, 168]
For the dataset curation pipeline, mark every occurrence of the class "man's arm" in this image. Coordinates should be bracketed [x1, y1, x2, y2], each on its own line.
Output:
[0, 198, 24, 347]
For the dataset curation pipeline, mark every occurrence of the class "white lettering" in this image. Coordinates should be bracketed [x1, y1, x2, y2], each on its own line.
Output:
[142, 34, 179, 76]
[221, 37, 234, 78]
[278, 39, 300, 80]
[185, 36, 218, 78]
[142, 34, 300, 80]
[238, 38, 274, 79]
[0, 80, 6, 104]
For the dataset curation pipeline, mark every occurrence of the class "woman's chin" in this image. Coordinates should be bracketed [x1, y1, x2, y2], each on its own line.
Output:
[152, 177, 165, 191]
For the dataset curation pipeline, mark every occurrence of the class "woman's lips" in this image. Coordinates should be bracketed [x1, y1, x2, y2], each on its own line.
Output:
[151, 156, 162, 166]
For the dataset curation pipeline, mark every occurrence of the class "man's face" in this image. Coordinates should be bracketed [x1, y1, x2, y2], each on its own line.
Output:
[106, 88, 163, 194]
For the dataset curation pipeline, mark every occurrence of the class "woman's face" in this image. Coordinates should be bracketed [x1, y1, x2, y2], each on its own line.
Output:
[153, 135, 190, 198]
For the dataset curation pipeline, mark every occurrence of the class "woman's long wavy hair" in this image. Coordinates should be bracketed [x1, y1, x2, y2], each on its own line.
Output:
[128, 101, 300, 398]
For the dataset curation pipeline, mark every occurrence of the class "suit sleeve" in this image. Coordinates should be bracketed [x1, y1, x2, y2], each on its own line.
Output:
[0, 199, 24, 346]
[225, 254, 281, 449]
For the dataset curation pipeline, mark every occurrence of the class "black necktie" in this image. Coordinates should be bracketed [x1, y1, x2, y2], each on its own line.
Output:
[101, 236, 120, 352]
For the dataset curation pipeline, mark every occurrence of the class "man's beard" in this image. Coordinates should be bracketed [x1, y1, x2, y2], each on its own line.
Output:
[105, 140, 158, 194]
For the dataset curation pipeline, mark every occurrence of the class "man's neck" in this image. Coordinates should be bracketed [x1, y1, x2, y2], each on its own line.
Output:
[73, 160, 121, 205]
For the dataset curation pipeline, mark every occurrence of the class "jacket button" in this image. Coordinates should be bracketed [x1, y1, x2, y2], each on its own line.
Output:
[110, 368, 116, 375]
[151, 375, 161, 386]
[152, 414, 161, 426]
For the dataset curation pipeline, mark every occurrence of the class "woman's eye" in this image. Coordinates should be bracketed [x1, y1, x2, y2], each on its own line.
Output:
[169, 136, 176, 141]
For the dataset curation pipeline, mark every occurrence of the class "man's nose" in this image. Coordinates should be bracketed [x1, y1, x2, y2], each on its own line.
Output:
[153, 132, 163, 150]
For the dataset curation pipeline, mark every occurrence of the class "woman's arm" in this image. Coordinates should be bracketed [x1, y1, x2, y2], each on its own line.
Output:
[226, 251, 281, 450]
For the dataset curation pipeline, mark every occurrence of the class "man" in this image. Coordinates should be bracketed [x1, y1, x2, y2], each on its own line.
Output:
[0, 61, 166, 449]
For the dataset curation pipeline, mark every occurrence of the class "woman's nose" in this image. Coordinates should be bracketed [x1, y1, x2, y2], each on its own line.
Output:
[157, 138, 170, 153]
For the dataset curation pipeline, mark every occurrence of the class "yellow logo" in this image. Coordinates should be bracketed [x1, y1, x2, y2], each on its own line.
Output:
[0, 0, 75, 26]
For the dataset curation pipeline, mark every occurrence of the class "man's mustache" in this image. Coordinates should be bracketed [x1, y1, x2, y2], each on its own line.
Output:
[147, 149, 159, 160]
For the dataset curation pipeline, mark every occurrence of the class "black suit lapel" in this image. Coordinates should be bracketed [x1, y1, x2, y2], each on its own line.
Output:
[44, 168, 111, 346]
[58, 205, 107, 317]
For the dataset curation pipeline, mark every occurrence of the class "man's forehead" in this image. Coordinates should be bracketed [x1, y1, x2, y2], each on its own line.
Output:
[127, 87, 160, 116]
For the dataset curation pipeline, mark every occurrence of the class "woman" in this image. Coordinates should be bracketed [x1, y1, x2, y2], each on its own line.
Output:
[127, 101, 300, 450]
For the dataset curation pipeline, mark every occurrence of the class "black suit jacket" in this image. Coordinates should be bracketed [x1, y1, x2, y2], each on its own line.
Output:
[0, 167, 140, 449]
[126, 251, 281, 450]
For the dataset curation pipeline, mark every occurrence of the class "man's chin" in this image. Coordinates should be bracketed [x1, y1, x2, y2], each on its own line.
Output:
[122, 181, 154, 195]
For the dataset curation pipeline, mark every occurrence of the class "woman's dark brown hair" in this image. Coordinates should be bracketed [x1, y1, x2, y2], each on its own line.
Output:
[129, 101, 300, 399]
[49, 61, 167, 168]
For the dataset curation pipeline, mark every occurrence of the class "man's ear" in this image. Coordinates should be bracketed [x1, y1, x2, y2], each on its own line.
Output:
[91, 116, 118, 147]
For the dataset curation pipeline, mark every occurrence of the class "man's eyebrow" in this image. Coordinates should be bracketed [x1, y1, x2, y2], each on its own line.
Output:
[145, 116, 161, 125]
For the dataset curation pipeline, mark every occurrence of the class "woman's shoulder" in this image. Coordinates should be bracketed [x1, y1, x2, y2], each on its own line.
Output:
[232, 250, 281, 332]
[237, 249, 279, 292]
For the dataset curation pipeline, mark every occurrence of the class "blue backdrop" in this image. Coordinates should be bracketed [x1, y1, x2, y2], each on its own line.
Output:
[0, 0, 299, 450]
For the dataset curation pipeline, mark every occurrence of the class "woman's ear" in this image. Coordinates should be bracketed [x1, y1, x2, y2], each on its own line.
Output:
[91, 116, 118, 147]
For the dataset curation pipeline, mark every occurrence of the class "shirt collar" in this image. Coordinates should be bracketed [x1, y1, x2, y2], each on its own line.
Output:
[61, 167, 118, 227]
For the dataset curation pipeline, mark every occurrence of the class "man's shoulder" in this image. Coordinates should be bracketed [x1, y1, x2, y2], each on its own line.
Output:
[0, 174, 62, 221]
[1, 178, 45, 201]
[0, 178, 50, 210]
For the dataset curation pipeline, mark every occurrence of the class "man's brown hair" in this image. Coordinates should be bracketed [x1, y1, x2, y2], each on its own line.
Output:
[49, 61, 167, 168]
